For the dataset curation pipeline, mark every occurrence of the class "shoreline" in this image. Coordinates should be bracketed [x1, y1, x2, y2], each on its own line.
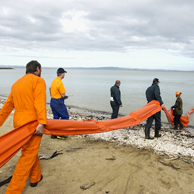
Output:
[48, 103, 194, 164]
[1, 98, 194, 193]
[1, 97, 194, 164]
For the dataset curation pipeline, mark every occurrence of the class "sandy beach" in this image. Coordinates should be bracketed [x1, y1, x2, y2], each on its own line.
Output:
[0, 99, 194, 194]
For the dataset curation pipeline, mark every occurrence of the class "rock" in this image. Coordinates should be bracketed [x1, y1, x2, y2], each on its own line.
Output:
[1, 98, 194, 164]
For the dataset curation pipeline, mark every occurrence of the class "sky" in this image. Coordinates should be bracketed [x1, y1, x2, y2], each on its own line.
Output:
[1, 0, 194, 70]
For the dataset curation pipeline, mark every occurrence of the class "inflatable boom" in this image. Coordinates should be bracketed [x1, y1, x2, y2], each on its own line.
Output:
[0, 100, 194, 168]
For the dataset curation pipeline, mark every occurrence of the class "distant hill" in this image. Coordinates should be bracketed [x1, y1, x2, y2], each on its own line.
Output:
[0, 65, 192, 72]
[0, 67, 13, 69]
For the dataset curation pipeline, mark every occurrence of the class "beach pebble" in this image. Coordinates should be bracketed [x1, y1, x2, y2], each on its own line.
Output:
[1, 99, 194, 164]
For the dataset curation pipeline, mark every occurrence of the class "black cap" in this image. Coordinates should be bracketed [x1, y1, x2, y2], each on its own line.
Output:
[57, 68, 67, 73]
[153, 78, 159, 83]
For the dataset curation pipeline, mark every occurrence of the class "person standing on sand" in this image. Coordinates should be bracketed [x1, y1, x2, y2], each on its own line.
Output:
[110, 80, 122, 119]
[171, 91, 184, 130]
[50, 68, 69, 139]
[145, 78, 164, 140]
[0, 61, 47, 193]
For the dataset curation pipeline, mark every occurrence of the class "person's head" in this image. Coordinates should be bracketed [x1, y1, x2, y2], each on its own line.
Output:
[57, 68, 67, 79]
[115, 80, 121, 86]
[152, 78, 160, 85]
[175, 91, 181, 97]
[26, 60, 42, 77]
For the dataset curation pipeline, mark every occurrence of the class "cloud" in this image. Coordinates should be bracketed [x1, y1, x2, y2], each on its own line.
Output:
[0, 0, 194, 69]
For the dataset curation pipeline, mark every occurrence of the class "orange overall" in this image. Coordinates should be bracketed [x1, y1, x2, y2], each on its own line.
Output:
[0, 74, 47, 194]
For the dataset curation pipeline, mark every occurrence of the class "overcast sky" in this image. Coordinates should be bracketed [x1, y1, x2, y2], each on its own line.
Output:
[1, 0, 194, 70]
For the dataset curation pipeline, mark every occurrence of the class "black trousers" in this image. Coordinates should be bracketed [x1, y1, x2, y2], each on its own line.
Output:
[145, 111, 161, 130]
[111, 104, 120, 119]
[174, 115, 182, 126]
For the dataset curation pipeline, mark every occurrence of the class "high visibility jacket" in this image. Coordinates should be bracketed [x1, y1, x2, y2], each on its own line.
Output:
[0, 74, 47, 128]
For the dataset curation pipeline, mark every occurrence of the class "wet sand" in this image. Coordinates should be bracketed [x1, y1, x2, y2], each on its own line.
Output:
[1, 114, 194, 194]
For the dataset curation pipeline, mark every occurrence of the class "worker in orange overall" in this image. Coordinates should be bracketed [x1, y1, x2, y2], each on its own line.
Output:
[0, 60, 47, 193]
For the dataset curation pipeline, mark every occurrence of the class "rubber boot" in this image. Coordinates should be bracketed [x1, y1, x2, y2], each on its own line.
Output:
[145, 128, 154, 140]
[154, 129, 161, 139]
[173, 125, 178, 130]
[179, 123, 184, 130]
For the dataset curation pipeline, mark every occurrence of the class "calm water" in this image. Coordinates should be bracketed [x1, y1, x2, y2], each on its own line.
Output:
[1, 68, 194, 126]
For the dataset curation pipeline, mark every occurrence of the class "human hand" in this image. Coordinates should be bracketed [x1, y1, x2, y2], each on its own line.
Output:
[64, 96, 68, 100]
[120, 104, 123, 107]
[171, 105, 176, 109]
[34, 124, 45, 135]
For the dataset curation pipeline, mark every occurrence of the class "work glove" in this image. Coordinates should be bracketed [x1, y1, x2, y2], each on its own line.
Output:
[171, 105, 176, 109]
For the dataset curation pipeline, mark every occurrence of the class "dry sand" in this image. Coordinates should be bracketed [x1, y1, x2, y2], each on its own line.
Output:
[1, 114, 194, 194]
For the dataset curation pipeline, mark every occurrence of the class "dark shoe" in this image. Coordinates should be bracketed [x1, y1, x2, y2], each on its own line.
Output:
[51, 135, 57, 139]
[180, 124, 184, 130]
[145, 128, 153, 140]
[154, 133, 161, 139]
[154, 134, 161, 139]
[30, 175, 43, 187]
[154, 129, 161, 138]
[56, 136, 68, 139]
[173, 124, 178, 130]
[145, 137, 154, 140]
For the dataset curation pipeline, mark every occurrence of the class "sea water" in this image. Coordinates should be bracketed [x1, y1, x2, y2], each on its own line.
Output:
[0, 68, 194, 127]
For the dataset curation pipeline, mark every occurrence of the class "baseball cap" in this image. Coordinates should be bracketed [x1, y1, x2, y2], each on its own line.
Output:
[153, 78, 160, 83]
[57, 68, 67, 73]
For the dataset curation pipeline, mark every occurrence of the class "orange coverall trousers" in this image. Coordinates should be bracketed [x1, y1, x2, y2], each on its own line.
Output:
[5, 134, 42, 194]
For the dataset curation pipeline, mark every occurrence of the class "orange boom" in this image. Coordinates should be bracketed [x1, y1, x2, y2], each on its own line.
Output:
[0, 100, 193, 168]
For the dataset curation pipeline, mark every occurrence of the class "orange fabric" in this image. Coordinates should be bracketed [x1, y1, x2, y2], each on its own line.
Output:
[0, 74, 47, 194]
[50, 77, 66, 99]
[162, 107, 190, 127]
[0, 100, 161, 169]
[0, 74, 47, 127]
[5, 135, 42, 194]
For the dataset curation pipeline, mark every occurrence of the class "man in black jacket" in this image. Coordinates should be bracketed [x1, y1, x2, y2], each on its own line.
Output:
[145, 78, 164, 140]
[110, 80, 122, 119]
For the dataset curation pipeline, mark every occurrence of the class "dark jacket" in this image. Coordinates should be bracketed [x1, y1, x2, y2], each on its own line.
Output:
[146, 83, 163, 105]
[174, 97, 183, 115]
[110, 84, 122, 106]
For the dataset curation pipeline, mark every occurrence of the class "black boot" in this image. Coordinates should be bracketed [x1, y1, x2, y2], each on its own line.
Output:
[30, 175, 43, 187]
[179, 123, 184, 129]
[145, 128, 154, 140]
[173, 125, 178, 130]
[154, 129, 161, 139]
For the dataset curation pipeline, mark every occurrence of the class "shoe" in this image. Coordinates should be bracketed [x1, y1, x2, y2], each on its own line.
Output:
[154, 129, 161, 139]
[173, 125, 178, 130]
[180, 124, 184, 130]
[154, 134, 161, 139]
[51, 135, 57, 139]
[56, 136, 68, 139]
[145, 137, 154, 140]
[30, 175, 43, 187]
[145, 128, 153, 140]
